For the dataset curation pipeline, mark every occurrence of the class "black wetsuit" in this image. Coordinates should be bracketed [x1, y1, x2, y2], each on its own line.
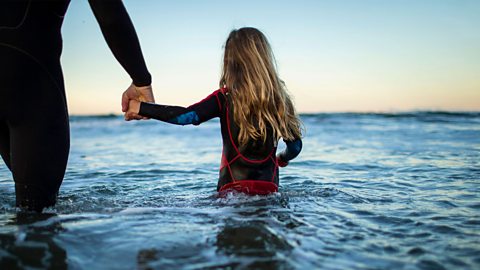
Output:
[139, 88, 302, 194]
[0, 0, 151, 211]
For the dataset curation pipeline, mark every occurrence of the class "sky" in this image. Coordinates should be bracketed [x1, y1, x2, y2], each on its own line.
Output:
[61, 0, 480, 114]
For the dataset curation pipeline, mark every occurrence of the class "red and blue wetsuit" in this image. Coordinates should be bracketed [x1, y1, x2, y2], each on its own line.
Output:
[139, 88, 302, 195]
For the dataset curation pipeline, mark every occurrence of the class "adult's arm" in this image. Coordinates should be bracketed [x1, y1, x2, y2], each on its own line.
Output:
[88, 0, 151, 87]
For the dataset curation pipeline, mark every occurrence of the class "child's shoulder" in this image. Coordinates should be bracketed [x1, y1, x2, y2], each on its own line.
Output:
[209, 87, 228, 111]
[211, 87, 228, 102]
[219, 86, 229, 95]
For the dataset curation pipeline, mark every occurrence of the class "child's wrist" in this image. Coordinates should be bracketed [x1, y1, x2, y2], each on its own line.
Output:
[136, 101, 143, 114]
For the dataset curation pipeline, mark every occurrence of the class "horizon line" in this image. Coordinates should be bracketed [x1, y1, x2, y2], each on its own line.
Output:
[69, 110, 480, 117]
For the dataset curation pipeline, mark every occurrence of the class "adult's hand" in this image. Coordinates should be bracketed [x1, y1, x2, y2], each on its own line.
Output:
[121, 83, 154, 120]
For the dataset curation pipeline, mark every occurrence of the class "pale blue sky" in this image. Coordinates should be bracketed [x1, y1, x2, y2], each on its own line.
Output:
[61, 0, 480, 114]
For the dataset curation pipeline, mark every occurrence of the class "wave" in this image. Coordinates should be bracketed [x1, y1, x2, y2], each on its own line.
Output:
[301, 111, 479, 117]
[69, 114, 121, 122]
[300, 111, 480, 123]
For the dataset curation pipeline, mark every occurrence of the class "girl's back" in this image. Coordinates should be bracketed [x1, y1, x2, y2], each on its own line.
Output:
[217, 90, 279, 193]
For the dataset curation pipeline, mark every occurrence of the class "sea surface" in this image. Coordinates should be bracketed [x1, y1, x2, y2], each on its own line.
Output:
[1, 112, 479, 269]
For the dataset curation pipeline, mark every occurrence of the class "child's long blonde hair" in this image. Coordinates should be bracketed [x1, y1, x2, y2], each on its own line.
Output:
[220, 27, 302, 146]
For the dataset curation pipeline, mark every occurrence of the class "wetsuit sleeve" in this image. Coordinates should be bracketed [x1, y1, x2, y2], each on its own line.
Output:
[138, 90, 223, 125]
[277, 138, 302, 166]
[88, 0, 151, 86]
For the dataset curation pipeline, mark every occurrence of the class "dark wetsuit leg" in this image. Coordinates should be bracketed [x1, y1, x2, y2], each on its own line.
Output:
[0, 47, 69, 212]
[0, 121, 11, 170]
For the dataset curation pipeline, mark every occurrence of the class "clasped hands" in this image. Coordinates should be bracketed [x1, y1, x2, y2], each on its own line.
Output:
[122, 83, 154, 121]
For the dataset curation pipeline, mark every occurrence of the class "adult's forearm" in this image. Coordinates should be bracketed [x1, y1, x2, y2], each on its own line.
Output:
[89, 0, 151, 86]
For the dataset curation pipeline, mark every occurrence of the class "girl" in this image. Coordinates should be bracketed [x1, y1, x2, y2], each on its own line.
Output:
[126, 27, 302, 195]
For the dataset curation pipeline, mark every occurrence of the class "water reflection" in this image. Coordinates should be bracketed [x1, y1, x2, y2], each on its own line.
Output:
[213, 194, 295, 269]
[215, 220, 293, 269]
[137, 248, 158, 270]
[0, 212, 67, 269]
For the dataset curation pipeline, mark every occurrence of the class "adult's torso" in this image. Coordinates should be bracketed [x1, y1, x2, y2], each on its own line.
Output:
[0, 0, 70, 70]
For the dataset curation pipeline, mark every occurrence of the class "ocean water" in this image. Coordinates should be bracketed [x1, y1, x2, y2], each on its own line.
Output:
[1, 112, 479, 269]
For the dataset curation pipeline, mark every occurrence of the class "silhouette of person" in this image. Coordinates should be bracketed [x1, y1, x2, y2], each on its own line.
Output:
[0, 0, 154, 212]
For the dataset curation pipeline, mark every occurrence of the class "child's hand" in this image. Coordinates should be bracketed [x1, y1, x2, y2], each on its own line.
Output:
[276, 156, 289, 167]
[125, 100, 141, 121]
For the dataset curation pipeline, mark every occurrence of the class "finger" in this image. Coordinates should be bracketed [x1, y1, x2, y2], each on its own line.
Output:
[122, 91, 129, 112]
[125, 111, 135, 121]
[130, 113, 140, 119]
[127, 111, 143, 121]
[123, 84, 140, 111]
[125, 112, 135, 121]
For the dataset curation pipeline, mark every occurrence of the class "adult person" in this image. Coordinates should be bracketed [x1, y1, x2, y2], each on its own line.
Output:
[0, 0, 152, 212]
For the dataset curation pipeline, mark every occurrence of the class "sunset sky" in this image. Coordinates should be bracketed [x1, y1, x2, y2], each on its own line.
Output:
[61, 0, 480, 114]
